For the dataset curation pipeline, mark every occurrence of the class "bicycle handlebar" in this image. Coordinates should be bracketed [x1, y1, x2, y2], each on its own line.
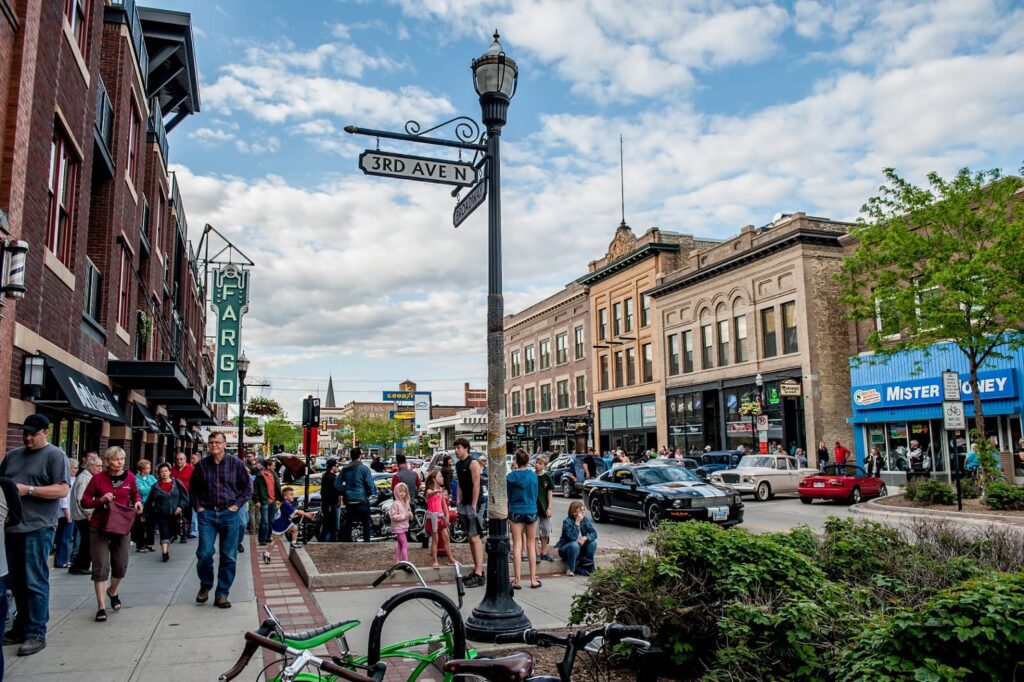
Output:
[238, 632, 385, 682]
[494, 623, 651, 648]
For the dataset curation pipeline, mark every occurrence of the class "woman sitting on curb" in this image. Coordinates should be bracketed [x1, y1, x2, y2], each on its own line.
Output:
[555, 501, 597, 577]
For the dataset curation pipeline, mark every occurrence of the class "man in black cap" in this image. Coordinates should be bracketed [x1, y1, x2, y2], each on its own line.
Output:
[319, 458, 340, 541]
[0, 414, 71, 656]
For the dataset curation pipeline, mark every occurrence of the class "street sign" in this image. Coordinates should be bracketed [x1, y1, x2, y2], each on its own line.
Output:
[942, 401, 966, 430]
[756, 414, 769, 431]
[453, 177, 487, 227]
[358, 150, 477, 187]
[941, 371, 961, 402]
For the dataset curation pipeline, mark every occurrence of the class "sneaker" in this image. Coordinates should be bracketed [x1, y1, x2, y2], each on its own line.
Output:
[262, 552, 271, 564]
[17, 639, 46, 656]
[237, 543, 245, 553]
[464, 573, 486, 588]
[575, 567, 591, 577]
[180, 536, 187, 544]
[196, 588, 210, 604]
[214, 595, 232, 609]
[541, 553, 555, 562]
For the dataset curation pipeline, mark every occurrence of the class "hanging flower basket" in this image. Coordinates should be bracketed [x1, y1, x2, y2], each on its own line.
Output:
[246, 396, 282, 416]
[245, 424, 264, 437]
[738, 399, 763, 417]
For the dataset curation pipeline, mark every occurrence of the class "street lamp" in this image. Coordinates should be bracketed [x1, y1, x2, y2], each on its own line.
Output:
[754, 373, 764, 452]
[237, 351, 250, 459]
[464, 32, 530, 642]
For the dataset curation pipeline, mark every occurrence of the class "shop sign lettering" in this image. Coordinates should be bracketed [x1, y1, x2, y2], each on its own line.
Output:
[210, 265, 250, 403]
[852, 369, 1015, 410]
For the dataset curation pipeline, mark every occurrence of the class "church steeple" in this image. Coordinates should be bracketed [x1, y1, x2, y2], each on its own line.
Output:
[325, 375, 336, 408]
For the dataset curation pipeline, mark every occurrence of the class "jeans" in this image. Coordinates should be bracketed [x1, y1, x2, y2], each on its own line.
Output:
[320, 506, 338, 542]
[6, 527, 56, 640]
[0, 574, 6, 668]
[69, 519, 92, 572]
[190, 508, 198, 537]
[196, 509, 240, 598]
[54, 517, 75, 566]
[342, 501, 371, 543]
[258, 502, 278, 543]
[558, 539, 596, 573]
[238, 502, 249, 543]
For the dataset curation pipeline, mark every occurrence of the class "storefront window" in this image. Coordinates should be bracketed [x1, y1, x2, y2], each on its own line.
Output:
[668, 393, 704, 456]
[725, 386, 756, 451]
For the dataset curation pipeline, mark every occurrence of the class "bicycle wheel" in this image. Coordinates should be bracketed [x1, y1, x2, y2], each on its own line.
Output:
[366, 587, 467, 669]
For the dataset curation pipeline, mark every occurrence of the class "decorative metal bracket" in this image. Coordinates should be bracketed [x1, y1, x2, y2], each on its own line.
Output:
[405, 116, 481, 145]
[345, 118, 488, 153]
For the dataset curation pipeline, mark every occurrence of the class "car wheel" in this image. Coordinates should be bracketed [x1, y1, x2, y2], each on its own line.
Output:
[754, 482, 771, 502]
[877, 483, 888, 498]
[589, 496, 605, 523]
[561, 479, 574, 498]
[646, 502, 662, 530]
[849, 487, 862, 505]
[800, 496, 812, 505]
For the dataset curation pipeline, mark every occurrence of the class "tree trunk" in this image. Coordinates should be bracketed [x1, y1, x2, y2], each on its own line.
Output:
[969, 361, 985, 443]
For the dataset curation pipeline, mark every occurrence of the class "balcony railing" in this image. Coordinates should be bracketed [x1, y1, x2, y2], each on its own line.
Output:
[94, 77, 114, 152]
[169, 171, 188, 240]
[109, 0, 149, 86]
[148, 100, 169, 166]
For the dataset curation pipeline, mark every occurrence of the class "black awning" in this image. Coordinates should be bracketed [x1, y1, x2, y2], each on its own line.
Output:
[107, 360, 189, 391]
[42, 354, 127, 423]
[158, 413, 178, 436]
[133, 401, 161, 433]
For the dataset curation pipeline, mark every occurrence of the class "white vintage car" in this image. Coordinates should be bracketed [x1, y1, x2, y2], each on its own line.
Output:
[710, 455, 820, 501]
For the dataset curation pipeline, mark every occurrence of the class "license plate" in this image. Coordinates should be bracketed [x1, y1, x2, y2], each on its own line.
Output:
[709, 506, 728, 521]
[813, 481, 825, 488]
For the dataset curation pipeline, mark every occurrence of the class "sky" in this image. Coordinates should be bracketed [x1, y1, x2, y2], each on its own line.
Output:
[157, 0, 1024, 419]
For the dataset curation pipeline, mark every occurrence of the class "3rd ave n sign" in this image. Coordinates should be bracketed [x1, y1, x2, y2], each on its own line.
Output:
[358, 150, 477, 187]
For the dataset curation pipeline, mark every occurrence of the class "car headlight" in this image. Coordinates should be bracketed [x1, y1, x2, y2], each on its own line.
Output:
[742, 476, 753, 484]
[672, 499, 683, 509]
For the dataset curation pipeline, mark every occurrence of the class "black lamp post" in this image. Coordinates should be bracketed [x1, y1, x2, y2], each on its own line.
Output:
[464, 32, 531, 642]
[237, 350, 250, 459]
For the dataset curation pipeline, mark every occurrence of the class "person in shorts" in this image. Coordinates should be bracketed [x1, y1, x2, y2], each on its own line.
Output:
[533, 455, 555, 561]
[507, 449, 540, 589]
[454, 438, 485, 586]
[260, 487, 313, 564]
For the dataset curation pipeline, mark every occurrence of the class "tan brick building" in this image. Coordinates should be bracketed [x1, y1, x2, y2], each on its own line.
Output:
[580, 223, 720, 455]
[648, 213, 854, 463]
[505, 282, 591, 453]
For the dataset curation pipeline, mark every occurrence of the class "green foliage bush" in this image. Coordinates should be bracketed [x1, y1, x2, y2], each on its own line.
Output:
[904, 477, 956, 505]
[572, 518, 1024, 681]
[983, 480, 1024, 510]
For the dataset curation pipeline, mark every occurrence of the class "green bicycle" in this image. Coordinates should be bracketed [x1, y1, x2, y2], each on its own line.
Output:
[220, 561, 474, 682]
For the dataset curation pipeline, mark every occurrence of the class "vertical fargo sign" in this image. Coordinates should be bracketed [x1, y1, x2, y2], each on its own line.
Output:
[211, 265, 250, 403]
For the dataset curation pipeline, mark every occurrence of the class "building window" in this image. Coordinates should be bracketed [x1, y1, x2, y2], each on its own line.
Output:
[117, 248, 131, 329]
[556, 333, 568, 365]
[599, 355, 610, 391]
[701, 324, 713, 369]
[574, 325, 585, 360]
[575, 375, 586, 407]
[556, 380, 569, 410]
[642, 343, 653, 383]
[539, 338, 551, 370]
[624, 297, 634, 332]
[46, 132, 78, 267]
[762, 307, 778, 358]
[65, 0, 89, 51]
[510, 350, 521, 378]
[540, 384, 552, 412]
[781, 301, 798, 354]
[717, 319, 730, 367]
[525, 387, 536, 414]
[613, 302, 622, 336]
[626, 347, 636, 386]
[641, 293, 651, 327]
[734, 315, 747, 363]
[667, 334, 680, 375]
[127, 105, 141, 182]
[525, 345, 535, 373]
[153, 192, 165, 252]
[598, 308, 608, 341]
[511, 391, 521, 416]
[874, 291, 900, 340]
[83, 257, 102, 323]
[683, 330, 694, 373]
[614, 351, 624, 388]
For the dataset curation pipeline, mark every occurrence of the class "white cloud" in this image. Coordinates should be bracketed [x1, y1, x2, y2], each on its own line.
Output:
[235, 136, 281, 154]
[189, 127, 236, 146]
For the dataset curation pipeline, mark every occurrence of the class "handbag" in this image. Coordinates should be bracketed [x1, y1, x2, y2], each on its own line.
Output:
[101, 502, 137, 535]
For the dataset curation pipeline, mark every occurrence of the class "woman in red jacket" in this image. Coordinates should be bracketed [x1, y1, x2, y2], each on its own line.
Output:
[81, 446, 142, 622]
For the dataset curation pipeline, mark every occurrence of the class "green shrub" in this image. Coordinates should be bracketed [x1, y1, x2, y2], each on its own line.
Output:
[957, 476, 980, 499]
[983, 480, 1024, 510]
[904, 477, 955, 505]
[838, 572, 1024, 681]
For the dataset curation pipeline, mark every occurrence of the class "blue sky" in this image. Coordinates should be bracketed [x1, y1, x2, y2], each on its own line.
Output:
[158, 0, 1024, 418]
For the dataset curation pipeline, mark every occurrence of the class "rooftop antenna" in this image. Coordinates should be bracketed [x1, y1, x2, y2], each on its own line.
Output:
[619, 134, 626, 226]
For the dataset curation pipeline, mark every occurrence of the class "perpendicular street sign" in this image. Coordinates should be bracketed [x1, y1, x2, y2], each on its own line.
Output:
[941, 371, 961, 402]
[942, 401, 966, 430]
[453, 177, 487, 227]
[358, 150, 477, 187]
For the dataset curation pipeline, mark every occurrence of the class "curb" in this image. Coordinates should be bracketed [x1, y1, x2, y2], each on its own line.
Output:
[852, 498, 1024, 528]
[291, 546, 604, 588]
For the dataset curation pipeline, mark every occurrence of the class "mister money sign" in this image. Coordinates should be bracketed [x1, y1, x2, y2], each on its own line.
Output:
[211, 264, 250, 403]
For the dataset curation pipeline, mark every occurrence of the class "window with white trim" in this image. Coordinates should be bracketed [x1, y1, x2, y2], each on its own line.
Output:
[46, 131, 78, 266]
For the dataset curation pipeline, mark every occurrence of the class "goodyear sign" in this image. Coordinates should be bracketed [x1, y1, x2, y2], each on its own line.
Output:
[211, 265, 250, 403]
[383, 390, 415, 401]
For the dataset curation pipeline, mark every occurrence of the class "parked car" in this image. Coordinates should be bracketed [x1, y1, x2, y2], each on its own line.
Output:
[693, 451, 743, 480]
[416, 450, 485, 481]
[548, 454, 610, 498]
[798, 464, 888, 504]
[583, 465, 743, 528]
[710, 454, 820, 501]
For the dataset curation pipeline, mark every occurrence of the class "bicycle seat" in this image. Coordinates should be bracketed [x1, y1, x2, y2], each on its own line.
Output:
[281, 620, 358, 641]
[444, 652, 533, 682]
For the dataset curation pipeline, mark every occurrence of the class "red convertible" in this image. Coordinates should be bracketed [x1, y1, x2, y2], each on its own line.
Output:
[798, 464, 888, 504]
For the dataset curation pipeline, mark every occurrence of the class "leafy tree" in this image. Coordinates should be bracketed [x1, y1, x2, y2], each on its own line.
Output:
[264, 415, 301, 452]
[839, 166, 1024, 439]
[341, 416, 412, 449]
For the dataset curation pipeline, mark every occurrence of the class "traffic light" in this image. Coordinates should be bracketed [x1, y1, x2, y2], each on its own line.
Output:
[301, 396, 321, 429]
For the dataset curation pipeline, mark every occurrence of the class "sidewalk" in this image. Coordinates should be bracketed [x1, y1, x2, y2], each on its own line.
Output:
[3, 538, 262, 681]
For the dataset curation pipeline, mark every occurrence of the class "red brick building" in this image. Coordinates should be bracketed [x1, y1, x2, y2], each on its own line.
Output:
[0, 0, 213, 463]
[463, 382, 486, 408]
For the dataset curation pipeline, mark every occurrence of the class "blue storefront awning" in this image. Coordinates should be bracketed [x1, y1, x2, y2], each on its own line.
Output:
[848, 397, 1019, 424]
